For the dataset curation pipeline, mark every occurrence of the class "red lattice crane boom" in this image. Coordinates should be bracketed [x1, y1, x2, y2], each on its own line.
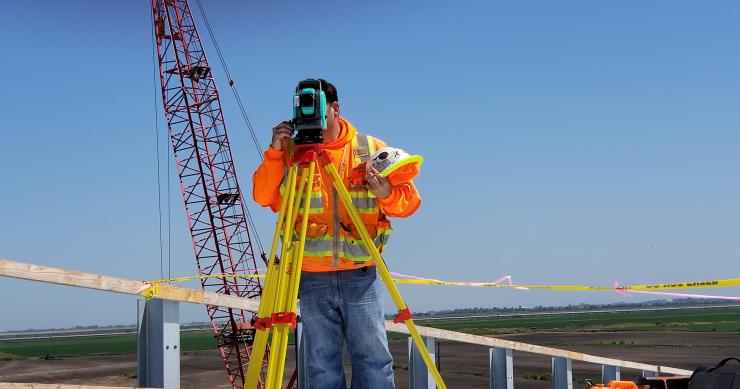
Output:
[151, 0, 267, 386]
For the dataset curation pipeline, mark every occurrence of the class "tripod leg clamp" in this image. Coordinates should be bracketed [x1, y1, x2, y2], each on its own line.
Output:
[254, 317, 273, 331]
[271, 312, 298, 330]
[393, 308, 413, 323]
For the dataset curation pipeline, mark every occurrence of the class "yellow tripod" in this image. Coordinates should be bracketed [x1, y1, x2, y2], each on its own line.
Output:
[244, 145, 446, 389]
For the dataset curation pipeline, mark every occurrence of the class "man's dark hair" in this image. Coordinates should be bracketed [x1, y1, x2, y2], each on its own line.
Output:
[319, 79, 338, 104]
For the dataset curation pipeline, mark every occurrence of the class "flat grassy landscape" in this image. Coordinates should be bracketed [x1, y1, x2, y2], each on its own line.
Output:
[410, 306, 740, 335]
[2, 306, 739, 359]
[0, 331, 217, 359]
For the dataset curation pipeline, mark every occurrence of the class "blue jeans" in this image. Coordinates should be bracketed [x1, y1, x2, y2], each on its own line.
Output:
[298, 266, 395, 389]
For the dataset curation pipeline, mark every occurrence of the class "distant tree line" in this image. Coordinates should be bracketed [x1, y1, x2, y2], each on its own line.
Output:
[408, 298, 739, 319]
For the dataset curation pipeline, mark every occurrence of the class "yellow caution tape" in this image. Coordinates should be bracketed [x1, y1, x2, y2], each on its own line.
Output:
[139, 283, 160, 300]
[391, 278, 610, 290]
[140, 274, 264, 299]
[143, 273, 740, 294]
[145, 273, 265, 285]
[630, 279, 740, 290]
[392, 277, 740, 292]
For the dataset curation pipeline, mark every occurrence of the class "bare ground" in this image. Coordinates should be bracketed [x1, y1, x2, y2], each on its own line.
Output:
[1, 332, 738, 388]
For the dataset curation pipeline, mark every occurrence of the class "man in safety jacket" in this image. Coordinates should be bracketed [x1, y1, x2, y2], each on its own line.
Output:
[252, 79, 421, 389]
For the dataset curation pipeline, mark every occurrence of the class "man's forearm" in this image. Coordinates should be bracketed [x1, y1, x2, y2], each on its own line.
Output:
[377, 182, 421, 218]
[252, 147, 285, 211]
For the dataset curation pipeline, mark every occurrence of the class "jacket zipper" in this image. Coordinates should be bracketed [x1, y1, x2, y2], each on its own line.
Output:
[332, 144, 349, 268]
[332, 187, 339, 268]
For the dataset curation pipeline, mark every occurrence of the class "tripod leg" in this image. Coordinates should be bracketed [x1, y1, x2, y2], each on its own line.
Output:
[244, 164, 302, 389]
[265, 161, 316, 389]
[322, 161, 448, 389]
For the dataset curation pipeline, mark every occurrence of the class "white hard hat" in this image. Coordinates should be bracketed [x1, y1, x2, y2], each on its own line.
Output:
[369, 147, 424, 178]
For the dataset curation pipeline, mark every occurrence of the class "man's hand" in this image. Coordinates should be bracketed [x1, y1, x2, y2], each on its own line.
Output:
[271, 121, 294, 151]
[367, 167, 392, 199]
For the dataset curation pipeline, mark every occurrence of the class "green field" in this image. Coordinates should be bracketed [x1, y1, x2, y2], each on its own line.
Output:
[413, 306, 740, 335]
[2, 307, 739, 359]
[0, 330, 217, 359]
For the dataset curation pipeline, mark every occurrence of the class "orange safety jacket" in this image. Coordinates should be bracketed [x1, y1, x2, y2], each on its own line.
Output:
[252, 118, 421, 272]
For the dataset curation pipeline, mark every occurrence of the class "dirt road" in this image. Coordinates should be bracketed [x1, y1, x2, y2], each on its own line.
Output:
[1, 332, 737, 388]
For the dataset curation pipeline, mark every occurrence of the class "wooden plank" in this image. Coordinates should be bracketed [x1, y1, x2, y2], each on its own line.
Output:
[0, 258, 693, 376]
[385, 321, 694, 376]
[0, 383, 154, 389]
[0, 259, 259, 312]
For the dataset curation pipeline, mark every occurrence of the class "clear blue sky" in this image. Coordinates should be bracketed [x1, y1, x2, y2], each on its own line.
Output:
[0, 1, 738, 330]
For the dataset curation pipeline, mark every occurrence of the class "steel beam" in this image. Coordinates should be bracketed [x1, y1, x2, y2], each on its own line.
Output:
[552, 357, 573, 389]
[642, 370, 658, 378]
[138, 298, 180, 389]
[409, 336, 436, 389]
[602, 364, 621, 383]
[489, 347, 513, 389]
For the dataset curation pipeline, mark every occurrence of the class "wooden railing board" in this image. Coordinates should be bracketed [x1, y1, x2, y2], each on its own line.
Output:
[385, 321, 694, 376]
[0, 259, 259, 312]
[0, 258, 693, 377]
[0, 384, 154, 389]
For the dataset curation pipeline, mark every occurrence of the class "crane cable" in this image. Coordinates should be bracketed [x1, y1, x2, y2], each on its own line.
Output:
[149, 2, 170, 281]
[193, 0, 264, 160]
[193, 0, 266, 258]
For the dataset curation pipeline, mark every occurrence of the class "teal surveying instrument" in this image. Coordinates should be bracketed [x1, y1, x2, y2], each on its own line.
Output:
[292, 78, 327, 145]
